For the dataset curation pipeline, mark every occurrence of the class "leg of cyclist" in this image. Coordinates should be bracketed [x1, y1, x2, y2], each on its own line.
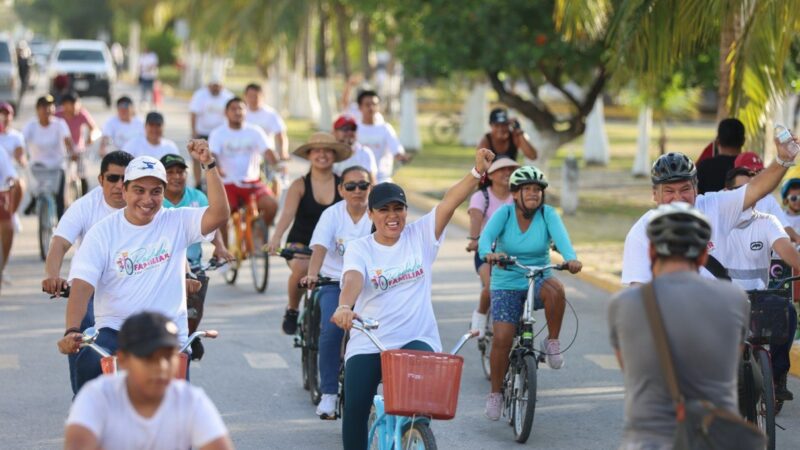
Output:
[540, 277, 566, 369]
[486, 289, 526, 420]
[255, 190, 278, 226]
[67, 296, 95, 394]
[56, 168, 66, 219]
[773, 304, 797, 401]
[470, 253, 491, 335]
[74, 327, 119, 392]
[317, 284, 344, 417]
[284, 256, 309, 332]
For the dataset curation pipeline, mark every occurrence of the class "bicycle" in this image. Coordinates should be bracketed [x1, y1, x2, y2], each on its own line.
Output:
[294, 275, 340, 406]
[187, 258, 227, 358]
[428, 112, 461, 145]
[352, 317, 478, 449]
[477, 309, 493, 380]
[224, 185, 271, 292]
[29, 163, 62, 261]
[491, 257, 570, 443]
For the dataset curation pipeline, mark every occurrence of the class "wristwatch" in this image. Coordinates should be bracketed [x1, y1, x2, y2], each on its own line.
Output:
[202, 159, 217, 170]
[776, 155, 796, 168]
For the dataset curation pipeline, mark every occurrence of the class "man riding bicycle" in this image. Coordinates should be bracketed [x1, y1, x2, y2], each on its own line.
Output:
[478, 165, 582, 420]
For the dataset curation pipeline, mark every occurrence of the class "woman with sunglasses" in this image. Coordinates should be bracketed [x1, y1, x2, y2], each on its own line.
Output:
[300, 165, 373, 418]
[268, 132, 352, 335]
[332, 148, 494, 450]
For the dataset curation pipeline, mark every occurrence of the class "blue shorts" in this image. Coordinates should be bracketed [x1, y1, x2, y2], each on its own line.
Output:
[491, 278, 546, 324]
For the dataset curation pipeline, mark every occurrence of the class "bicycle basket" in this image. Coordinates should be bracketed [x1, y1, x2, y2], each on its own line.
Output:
[30, 165, 62, 195]
[381, 349, 464, 420]
[747, 291, 791, 346]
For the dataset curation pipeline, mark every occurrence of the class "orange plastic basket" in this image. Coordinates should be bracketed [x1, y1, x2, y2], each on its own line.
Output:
[380, 349, 465, 420]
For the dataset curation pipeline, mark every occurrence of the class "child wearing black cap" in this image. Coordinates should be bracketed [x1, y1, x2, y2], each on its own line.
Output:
[64, 312, 233, 450]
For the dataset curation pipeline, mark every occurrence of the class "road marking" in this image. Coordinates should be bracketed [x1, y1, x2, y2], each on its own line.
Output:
[584, 353, 620, 370]
[0, 354, 19, 369]
[244, 352, 289, 369]
[539, 386, 624, 397]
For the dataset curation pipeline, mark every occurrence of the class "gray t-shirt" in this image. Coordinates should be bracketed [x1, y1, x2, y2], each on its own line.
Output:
[608, 271, 749, 443]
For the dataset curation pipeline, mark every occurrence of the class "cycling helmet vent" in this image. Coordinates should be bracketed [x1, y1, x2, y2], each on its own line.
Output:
[509, 166, 548, 190]
[651, 152, 696, 185]
[646, 202, 711, 259]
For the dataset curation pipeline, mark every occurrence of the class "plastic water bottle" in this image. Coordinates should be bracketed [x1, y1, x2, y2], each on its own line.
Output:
[775, 125, 800, 159]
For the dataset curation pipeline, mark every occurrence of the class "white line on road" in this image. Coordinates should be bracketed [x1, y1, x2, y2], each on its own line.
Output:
[244, 352, 289, 369]
[538, 385, 624, 397]
[0, 354, 20, 369]
[584, 353, 620, 370]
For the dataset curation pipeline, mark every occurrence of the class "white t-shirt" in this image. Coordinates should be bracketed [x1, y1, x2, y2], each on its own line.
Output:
[246, 105, 286, 148]
[755, 194, 790, 227]
[356, 122, 404, 183]
[310, 200, 373, 279]
[342, 209, 444, 361]
[0, 143, 17, 188]
[0, 128, 25, 159]
[715, 209, 788, 290]
[785, 212, 800, 232]
[138, 52, 159, 80]
[189, 88, 235, 136]
[68, 207, 213, 345]
[102, 117, 145, 152]
[122, 135, 180, 159]
[208, 123, 272, 184]
[621, 188, 746, 285]
[23, 118, 71, 169]
[66, 374, 227, 450]
[334, 142, 378, 177]
[54, 187, 118, 246]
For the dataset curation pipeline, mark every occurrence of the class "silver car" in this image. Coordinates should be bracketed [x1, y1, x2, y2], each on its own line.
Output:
[0, 37, 20, 108]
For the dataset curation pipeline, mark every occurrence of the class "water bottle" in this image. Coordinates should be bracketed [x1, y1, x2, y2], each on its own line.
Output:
[775, 125, 800, 159]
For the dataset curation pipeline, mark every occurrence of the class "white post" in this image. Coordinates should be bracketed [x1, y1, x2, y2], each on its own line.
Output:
[583, 98, 610, 165]
[128, 22, 141, 81]
[317, 78, 337, 131]
[632, 105, 653, 177]
[306, 77, 321, 123]
[399, 86, 422, 152]
[288, 70, 305, 118]
[458, 83, 489, 147]
[561, 155, 579, 214]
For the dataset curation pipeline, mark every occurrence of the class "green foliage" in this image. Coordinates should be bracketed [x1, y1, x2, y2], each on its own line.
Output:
[14, 0, 113, 39]
[145, 29, 179, 66]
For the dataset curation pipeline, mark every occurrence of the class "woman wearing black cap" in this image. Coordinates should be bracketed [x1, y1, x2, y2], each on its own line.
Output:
[332, 148, 494, 450]
[478, 107, 538, 162]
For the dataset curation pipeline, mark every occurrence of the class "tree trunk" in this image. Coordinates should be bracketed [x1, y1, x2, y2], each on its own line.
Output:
[458, 83, 489, 146]
[359, 16, 372, 81]
[333, 0, 351, 79]
[632, 105, 653, 177]
[583, 98, 610, 166]
[716, 10, 740, 120]
[315, 0, 328, 78]
[398, 81, 422, 152]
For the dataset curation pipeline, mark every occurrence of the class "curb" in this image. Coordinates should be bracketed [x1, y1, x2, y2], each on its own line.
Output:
[791, 343, 800, 379]
[403, 190, 622, 294]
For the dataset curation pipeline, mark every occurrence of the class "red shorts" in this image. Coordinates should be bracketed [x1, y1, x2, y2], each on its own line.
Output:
[0, 191, 10, 220]
[224, 182, 273, 210]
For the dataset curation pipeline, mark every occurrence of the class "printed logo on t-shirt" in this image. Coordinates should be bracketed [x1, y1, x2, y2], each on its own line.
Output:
[369, 261, 424, 291]
[335, 238, 346, 256]
[115, 238, 172, 276]
[222, 136, 259, 154]
[750, 241, 764, 251]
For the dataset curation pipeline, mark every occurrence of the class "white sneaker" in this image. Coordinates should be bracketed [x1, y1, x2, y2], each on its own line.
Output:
[485, 392, 503, 421]
[12, 213, 21, 233]
[471, 310, 488, 338]
[316, 393, 338, 418]
[542, 338, 564, 369]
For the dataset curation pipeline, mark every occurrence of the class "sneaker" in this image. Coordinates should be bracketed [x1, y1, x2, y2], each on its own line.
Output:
[484, 392, 503, 421]
[471, 310, 488, 338]
[12, 213, 22, 233]
[316, 393, 338, 418]
[542, 338, 564, 369]
[775, 374, 794, 402]
[282, 308, 299, 335]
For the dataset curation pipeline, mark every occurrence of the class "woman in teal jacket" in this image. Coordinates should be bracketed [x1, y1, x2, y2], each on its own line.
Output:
[478, 165, 582, 421]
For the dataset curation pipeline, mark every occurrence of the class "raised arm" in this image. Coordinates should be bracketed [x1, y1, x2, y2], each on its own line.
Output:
[744, 137, 798, 210]
[188, 140, 231, 235]
[434, 148, 494, 239]
[514, 131, 538, 161]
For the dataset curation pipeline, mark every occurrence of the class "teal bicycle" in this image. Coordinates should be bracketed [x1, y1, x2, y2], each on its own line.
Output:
[351, 317, 477, 449]
[30, 163, 62, 261]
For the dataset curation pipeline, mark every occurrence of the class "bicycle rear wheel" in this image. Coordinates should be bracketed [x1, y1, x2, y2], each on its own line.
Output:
[249, 217, 269, 293]
[224, 219, 239, 285]
[479, 311, 493, 380]
[307, 293, 322, 405]
[429, 112, 458, 145]
[511, 354, 538, 443]
[756, 348, 776, 450]
[401, 421, 438, 450]
[38, 195, 56, 261]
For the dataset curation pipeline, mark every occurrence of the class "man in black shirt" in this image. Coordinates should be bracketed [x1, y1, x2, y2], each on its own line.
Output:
[696, 118, 745, 194]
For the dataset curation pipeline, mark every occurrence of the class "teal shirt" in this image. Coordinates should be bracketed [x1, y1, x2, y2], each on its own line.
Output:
[163, 187, 209, 268]
[478, 204, 577, 291]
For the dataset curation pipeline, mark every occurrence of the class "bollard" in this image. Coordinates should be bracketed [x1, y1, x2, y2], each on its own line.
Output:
[561, 156, 579, 215]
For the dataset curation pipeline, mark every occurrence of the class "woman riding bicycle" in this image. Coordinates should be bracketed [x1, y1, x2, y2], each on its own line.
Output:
[267, 132, 350, 335]
[478, 165, 582, 421]
[467, 157, 519, 335]
[301, 165, 374, 419]
[332, 148, 494, 450]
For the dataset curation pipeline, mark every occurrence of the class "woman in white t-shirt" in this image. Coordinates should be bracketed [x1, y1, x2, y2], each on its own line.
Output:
[466, 157, 518, 335]
[332, 148, 494, 450]
[301, 165, 373, 418]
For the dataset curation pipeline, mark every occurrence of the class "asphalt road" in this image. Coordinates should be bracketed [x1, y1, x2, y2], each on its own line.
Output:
[1, 81, 799, 449]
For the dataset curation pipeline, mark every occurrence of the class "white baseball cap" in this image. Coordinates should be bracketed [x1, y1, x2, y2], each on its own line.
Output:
[124, 156, 167, 184]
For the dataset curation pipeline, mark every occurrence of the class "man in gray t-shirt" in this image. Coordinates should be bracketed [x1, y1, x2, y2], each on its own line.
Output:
[608, 202, 749, 448]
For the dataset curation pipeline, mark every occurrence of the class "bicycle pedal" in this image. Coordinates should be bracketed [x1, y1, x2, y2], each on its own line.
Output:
[319, 413, 337, 421]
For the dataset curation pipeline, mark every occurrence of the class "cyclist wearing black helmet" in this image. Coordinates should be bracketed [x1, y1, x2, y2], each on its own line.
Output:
[610, 202, 749, 449]
[622, 138, 799, 285]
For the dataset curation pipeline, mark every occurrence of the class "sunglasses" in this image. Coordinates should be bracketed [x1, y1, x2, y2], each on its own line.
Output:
[337, 125, 357, 132]
[343, 181, 370, 192]
[788, 194, 800, 202]
[104, 174, 123, 183]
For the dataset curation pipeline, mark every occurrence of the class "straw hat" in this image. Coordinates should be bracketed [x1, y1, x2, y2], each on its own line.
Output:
[293, 132, 352, 162]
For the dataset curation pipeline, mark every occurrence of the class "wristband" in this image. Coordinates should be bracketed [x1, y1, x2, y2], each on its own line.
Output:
[467, 236, 479, 241]
[336, 304, 352, 311]
[776, 155, 796, 168]
[202, 159, 217, 170]
[470, 167, 483, 179]
[64, 327, 81, 336]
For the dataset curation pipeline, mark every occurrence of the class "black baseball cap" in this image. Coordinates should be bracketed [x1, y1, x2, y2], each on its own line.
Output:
[160, 153, 188, 170]
[116, 96, 133, 108]
[368, 182, 407, 209]
[145, 111, 164, 125]
[489, 108, 509, 124]
[118, 311, 179, 357]
[36, 95, 55, 108]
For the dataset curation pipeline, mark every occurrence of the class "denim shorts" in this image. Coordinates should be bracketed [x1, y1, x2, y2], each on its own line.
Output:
[491, 278, 546, 324]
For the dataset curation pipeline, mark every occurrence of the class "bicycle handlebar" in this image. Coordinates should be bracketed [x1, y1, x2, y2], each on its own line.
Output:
[487, 256, 566, 275]
[278, 247, 313, 260]
[771, 273, 800, 286]
[179, 329, 219, 354]
[44, 285, 71, 299]
[298, 276, 340, 289]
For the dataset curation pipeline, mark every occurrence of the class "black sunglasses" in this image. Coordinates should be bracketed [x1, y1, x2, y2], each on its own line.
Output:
[343, 181, 370, 192]
[104, 174, 123, 183]
[788, 194, 800, 202]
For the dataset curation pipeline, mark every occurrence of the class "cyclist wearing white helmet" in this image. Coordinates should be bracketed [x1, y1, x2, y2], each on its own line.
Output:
[478, 165, 582, 420]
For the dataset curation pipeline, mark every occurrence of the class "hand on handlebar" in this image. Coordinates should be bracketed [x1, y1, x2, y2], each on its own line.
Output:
[483, 252, 509, 265]
[42, 277, 69, 297]
[186, 278, 202, 295]
[266, 237, 281, 255]
[300, 274, 318, 289]
[465, 240, 478, 252]
[212, 245, 235, 264]
[564, 260, 582, 274]
[57, 332, 82, 354]
[332, 307, 356, 331]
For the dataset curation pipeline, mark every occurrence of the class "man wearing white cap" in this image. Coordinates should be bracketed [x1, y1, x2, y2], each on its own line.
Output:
[57, 142, 230, 392]
[189, 76, 234, 188]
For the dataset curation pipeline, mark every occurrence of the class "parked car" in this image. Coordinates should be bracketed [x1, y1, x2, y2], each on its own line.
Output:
[48, 40, 115, 107]
[0, 36, 20, 110]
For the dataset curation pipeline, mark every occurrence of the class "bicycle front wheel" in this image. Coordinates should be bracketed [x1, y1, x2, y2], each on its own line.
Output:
[511, 354, 538, 443]
[401, 421, 437, 450]
[224, 219, 240, 285]
[479, 311, 493, 380]
[756, 348, 776, 450]
[307, 294, 322, 405]
[38, 196, 56, 261]
[249, 217, 270, 293]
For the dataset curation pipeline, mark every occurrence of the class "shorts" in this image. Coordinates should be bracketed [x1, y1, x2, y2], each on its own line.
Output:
[473, 251, 485, 273]
[224, 182, 273, 210]
[0, 191, 10, 220]
[491, 279, 547, 324]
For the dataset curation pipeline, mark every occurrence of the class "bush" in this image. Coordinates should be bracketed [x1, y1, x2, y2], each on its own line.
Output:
[144, 29, 179, 66]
